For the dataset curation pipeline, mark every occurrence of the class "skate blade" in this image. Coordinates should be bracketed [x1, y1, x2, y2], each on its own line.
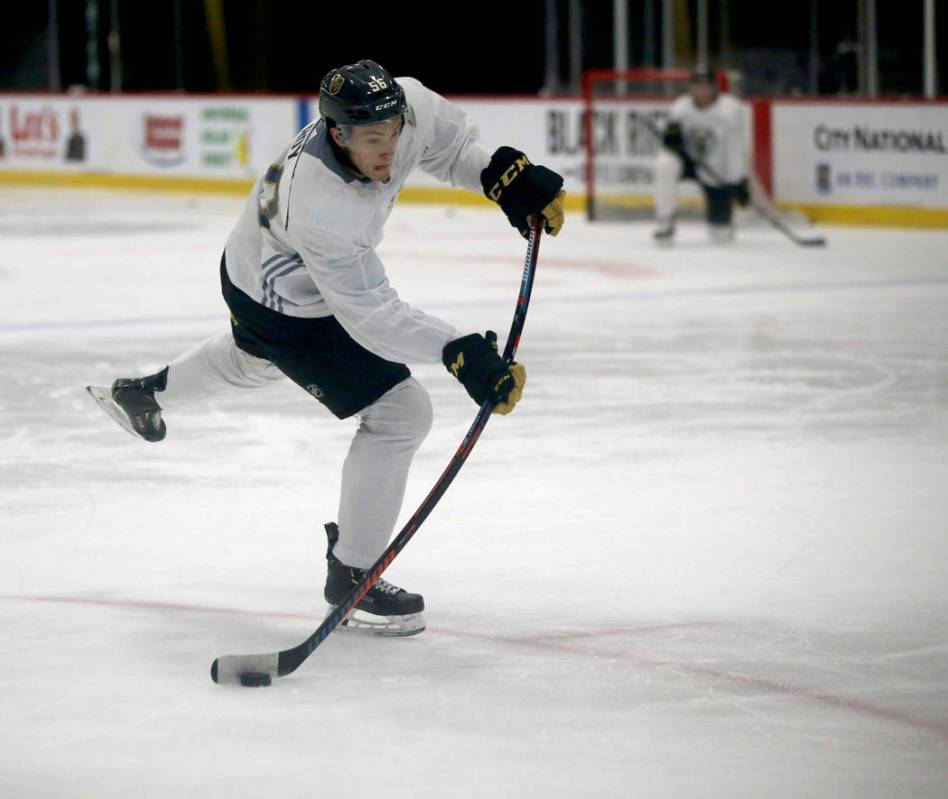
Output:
[86, 385, 139, 439]
[329, 606, 426, 637]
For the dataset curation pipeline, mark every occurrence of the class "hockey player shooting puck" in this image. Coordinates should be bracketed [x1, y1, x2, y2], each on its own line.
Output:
[239, 671, 272, 687]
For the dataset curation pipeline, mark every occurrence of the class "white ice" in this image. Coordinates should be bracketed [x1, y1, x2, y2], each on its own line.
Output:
[1, 187, 947, 798]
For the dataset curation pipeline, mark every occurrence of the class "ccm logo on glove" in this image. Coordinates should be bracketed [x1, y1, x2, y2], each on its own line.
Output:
[482, 146, 565, 239]
[485, 153, 531, 201]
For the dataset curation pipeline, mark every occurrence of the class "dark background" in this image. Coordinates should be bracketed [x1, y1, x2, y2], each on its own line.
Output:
[2, 0, 945, 97]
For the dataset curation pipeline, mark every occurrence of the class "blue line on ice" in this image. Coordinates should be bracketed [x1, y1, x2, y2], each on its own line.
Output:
[1, 274, 946, 334]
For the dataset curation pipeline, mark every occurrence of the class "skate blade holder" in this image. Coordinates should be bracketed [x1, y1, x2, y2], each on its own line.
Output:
[86, 385, 139, 438]
[329, 606, 426, 637]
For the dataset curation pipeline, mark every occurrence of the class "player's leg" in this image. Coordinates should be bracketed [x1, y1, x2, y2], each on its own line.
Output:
[325, 377, 432, 634]
[160, 332, 285, 408]
[702, 183, 736, 243]
[653, 149, 684, 243]
[334, 377, 433, 568]
[87, 333, 282, 442]
[293, 357, 428, 635]
[232, 279, 429, 633]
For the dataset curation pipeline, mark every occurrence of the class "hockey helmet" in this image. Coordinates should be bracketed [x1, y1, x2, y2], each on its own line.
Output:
[689, 66, 717, 86]
[319, 60, 407, 128]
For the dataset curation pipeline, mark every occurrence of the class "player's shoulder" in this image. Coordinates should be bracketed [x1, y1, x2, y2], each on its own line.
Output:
[396, 76, 430, 109]
[712, 93, 748, 124]
[669, 94, 692, 115]
[288, 148, 375, 228]
[716, 92, 745, 111]
[395, 75, 439, 134]
[396, 75, 425, 93]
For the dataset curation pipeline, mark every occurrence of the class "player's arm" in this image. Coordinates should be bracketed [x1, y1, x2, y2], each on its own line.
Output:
[662, 97, 690, 155]
[403, 78, 564, 240]
[401, 77, 491, 193]
[295, 222, 458, 364]
[295, 223, 525, 412]
[662, 119, 686, 153]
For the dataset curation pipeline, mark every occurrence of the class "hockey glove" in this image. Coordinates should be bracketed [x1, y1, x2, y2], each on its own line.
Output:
[662, 121, 685, 153]
[731, 178, 751, 207]
[443, 331, 526, 415]
[481, 146, 565, 238]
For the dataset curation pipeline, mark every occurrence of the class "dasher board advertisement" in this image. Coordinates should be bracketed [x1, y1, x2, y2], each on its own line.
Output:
[0, 96, 298, 181]
[773, 103, 948, 208]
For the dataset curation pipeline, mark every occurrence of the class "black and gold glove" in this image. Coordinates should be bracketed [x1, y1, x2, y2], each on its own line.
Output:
[442, 331, 526, 415]
[481, 146, 565, 239]
[731, 178, 751, 207]
[662, 120, 685, 153]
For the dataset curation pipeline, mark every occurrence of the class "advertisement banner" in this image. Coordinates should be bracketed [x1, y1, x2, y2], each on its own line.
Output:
[0, 95, 299, 182]
[773, 103, 948, 208]
[118, 98, 296, 178]
[0, 97, 110, 170]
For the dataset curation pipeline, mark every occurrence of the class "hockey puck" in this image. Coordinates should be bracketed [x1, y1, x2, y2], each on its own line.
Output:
[239, 671, 272, 687]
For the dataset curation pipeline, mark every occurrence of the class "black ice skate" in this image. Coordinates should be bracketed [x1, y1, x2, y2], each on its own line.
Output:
[653, 217, 676, 245]
[324, 522, 425, 637]
[86, 367, 168, 442]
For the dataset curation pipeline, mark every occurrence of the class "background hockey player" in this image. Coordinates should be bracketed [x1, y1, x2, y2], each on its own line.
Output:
[653, 67, 751, 244]
[87, 59, 565, 636]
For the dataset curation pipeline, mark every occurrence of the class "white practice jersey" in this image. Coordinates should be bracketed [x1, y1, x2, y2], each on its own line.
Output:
[224, 77, 491, 365]
[667, 92, 750, 186]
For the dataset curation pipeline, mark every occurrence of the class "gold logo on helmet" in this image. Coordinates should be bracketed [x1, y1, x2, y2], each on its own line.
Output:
[328, 74, 345, 95]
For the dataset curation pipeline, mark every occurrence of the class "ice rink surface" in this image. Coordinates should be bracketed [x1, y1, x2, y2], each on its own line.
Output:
[1, 187, 946, 798]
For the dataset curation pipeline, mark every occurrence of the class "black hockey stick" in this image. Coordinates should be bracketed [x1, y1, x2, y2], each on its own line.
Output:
[211, 218, 544, 685]
[636, 113, 827, 248]
[746, 198, 827, 248]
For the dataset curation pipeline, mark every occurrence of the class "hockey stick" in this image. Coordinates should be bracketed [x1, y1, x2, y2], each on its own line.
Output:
[636, 113, 827, 248]
[745, 196, 827, 248]
[210, 217, 544, 685]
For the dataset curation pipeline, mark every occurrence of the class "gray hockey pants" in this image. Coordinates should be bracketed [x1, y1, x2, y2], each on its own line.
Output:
[158, 332, 433, 569]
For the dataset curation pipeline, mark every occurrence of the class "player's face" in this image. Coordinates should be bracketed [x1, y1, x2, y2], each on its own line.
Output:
[341, 118, 403, 181]
[689, 82, 717, 109]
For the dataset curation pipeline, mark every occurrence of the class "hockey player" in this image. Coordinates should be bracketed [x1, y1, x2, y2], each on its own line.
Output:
[653, 68, 750, 244]
[88, 60, 565, 635]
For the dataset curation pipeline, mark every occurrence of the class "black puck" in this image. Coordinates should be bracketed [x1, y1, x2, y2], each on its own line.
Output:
[239, 671, 272, 687]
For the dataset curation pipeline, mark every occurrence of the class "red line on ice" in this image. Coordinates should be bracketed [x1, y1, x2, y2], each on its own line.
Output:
[5, 593, 946, 742]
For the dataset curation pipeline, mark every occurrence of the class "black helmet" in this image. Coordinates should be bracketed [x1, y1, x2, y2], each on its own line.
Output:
[689, 66, 717, 85]
[319, 60, 407, 128]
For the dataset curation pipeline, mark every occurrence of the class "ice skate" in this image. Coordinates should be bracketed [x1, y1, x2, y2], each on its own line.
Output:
[653, 217, 676, 246]
[324, 522, 425, 636]
[86, 367, 168, 442]
[709, 223, 735, 244]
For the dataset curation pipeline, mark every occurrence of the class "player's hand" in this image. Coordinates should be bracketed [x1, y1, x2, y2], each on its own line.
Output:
[481, 146, 565, 238]
[491, 362, 525, 415]
[442, 331, 527, 414]
[662, 121, 685, 153]
[731, 178, 751, 207]
[539, 190, 565, 237]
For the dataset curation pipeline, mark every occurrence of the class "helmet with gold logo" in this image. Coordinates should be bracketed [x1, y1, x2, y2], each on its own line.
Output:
[318, 60, 407, 129]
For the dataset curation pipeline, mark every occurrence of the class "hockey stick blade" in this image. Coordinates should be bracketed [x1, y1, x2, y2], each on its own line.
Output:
[790, 235, 826, 247]
[751, 203, 826, 247]
[210, 218, 544, 685]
